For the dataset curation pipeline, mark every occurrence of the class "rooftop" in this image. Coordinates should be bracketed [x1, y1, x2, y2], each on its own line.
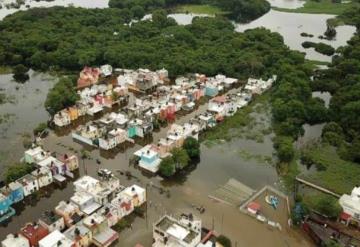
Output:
[38, 230, 72, 247]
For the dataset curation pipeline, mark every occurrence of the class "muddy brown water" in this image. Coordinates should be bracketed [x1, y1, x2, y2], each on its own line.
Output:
[0, 73, 313, 246]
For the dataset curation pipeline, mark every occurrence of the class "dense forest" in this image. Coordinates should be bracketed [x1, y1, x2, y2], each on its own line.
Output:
[108, 0, 270, 22]
[312, 6, 360, 164]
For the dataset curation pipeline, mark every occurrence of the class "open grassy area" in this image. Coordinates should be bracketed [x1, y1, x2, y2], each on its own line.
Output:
[300, 144, 360, 194]
[272, 0, 358, 15]
[0, 66, 12, 75]
[174, 4, 227, 15]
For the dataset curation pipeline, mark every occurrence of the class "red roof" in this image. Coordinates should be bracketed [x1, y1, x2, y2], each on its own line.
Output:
[340, 212, 351, 221]
[212, 95, 226, 103]
[247, 202, 261, 211]
[20, 223, 49, 247]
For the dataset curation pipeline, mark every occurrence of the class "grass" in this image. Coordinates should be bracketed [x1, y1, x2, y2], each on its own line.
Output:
[272, 0, 359, 15]
[174, 4, 227, 16]
[305, 59, 331, 67]
[300, 144, 360, 194]
[0, 66, 12, 75]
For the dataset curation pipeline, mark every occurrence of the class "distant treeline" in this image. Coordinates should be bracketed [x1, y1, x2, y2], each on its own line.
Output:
[108, 0, 270, 22]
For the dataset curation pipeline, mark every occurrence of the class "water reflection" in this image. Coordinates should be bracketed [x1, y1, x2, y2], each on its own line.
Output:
[235, 10, 356, 62]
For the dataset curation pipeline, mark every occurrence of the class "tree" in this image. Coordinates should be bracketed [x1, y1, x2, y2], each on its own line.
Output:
[131, 5, 145, 19]
[45, 77, 79, 115]
[217, 235, 232, 247]
[13, 64, 29, 82]
[316, 196, 342, 219]
[4, 163, 35, 183]
[183, 137, 200, 159]
[274, 136, 295, 163]
[159, 156, 176, 177]
[171, 148, 190, 170]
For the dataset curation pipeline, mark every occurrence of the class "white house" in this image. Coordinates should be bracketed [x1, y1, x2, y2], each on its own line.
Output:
[70, 192, 102, 216]
[24, 146, 49, 164]
[17, 174, 39, 197]
[100, 65, 113, 77]
[1, 234, 30, 247]
[54, 110, 71, 127]
[121, 184, 146, 207]
[153, 214, 202, 247]
[38, 230, 72, 247]
[38, 210, 66, 232]
[31, 167, 53, 188]
[339, 186, 360, 224]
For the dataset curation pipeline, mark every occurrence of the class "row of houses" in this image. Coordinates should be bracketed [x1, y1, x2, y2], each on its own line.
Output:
[70, 70, 241, 150]
[2, 175, 146, 247]
[54, 66, 170, 127]
[0, 146, 79, 224]
[133, 76, 276, 173]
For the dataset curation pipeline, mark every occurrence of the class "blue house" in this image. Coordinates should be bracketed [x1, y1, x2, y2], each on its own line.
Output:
[0, 193, 15, 223]
[2, 181, 25, 203]
[134, 145, 162, 173]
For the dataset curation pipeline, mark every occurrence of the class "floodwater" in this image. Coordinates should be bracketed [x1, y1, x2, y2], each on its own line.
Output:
[267, 0, 305, 9]
[0, 71, 57, 169]
[0, 83, 313, 246]
[235, 9, 356, 62]
[312, 91, 331, 108]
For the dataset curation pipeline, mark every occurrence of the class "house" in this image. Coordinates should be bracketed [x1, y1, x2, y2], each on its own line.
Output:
[153, 214, 202, 247]
[20, 223, 49, 247]
[1, 181, 24, 204]
[36, 156, 67, 183]
[198, 113, 216, 129]
[208, 96, 226, 116]
[98, 204, 120, 227]
[54, 109, 71, 127]
[339, 186, 360, 225]
[128, 119, 153, 138]
[72, 124, 105, 147]
[73, 176, 121, 206]
[100, 65, 113, 77]
[70, 192, 102, 216]
[111, 192, 134, 219]
[99, 128, 127, 150]
[38, 230, 72, 247]
[38, 210, 65, 232]
[0, 193, 15, 223]
[134, 145, 162, 173]
[59, 154, 79, 172]
[121, 185, 146, 207]
[63, 222, 92, 247]
[82, 213, 119, 247]
[31, 167, 53, 188]
[17, 174, 39, 197]
[77, 67, 101, 89]
[55, 201, 83, 227]
[2, 234, 30, 247]
[204, 81, 219, 97]
[24, 146, 49, 165]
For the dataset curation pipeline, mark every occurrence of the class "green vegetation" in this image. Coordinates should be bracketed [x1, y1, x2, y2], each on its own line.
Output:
[183, 136, 200, 158]
[33, 122, 48, 135]
[13, 64, 29, 82]
[303, 193, 342, 219]
[108, 0, 270, 22]
[302, 41, 335, 56]
[3, 163, 35, 184]
[301, 144, 360, 194]
[159, 147, 190, 177]
[217, 235, 232, 247]
[175, 4, 226, 15]
[0, 66, 12, 74]
[273, 0, 359, 15]
[45, 77, 79, 115]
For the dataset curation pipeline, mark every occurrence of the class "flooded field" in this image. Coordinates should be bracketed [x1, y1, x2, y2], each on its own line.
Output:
[0, 71, 57, 169]
[235, 10, 356, 62]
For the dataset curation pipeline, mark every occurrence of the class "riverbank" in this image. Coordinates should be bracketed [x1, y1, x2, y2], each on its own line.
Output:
[272, 0, 359, 15]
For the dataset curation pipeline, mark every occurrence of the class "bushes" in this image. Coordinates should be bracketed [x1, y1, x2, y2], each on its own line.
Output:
[301, 41, 335, 56]
[217, 235, 232, 247]
[183, 137, 200, 158]
[33, 122, 48, 135]
[4, 163, 35, 183]
[159, 147, 190, 177]
[273, 136, 295, 163]
[45, 77, 79, 115]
